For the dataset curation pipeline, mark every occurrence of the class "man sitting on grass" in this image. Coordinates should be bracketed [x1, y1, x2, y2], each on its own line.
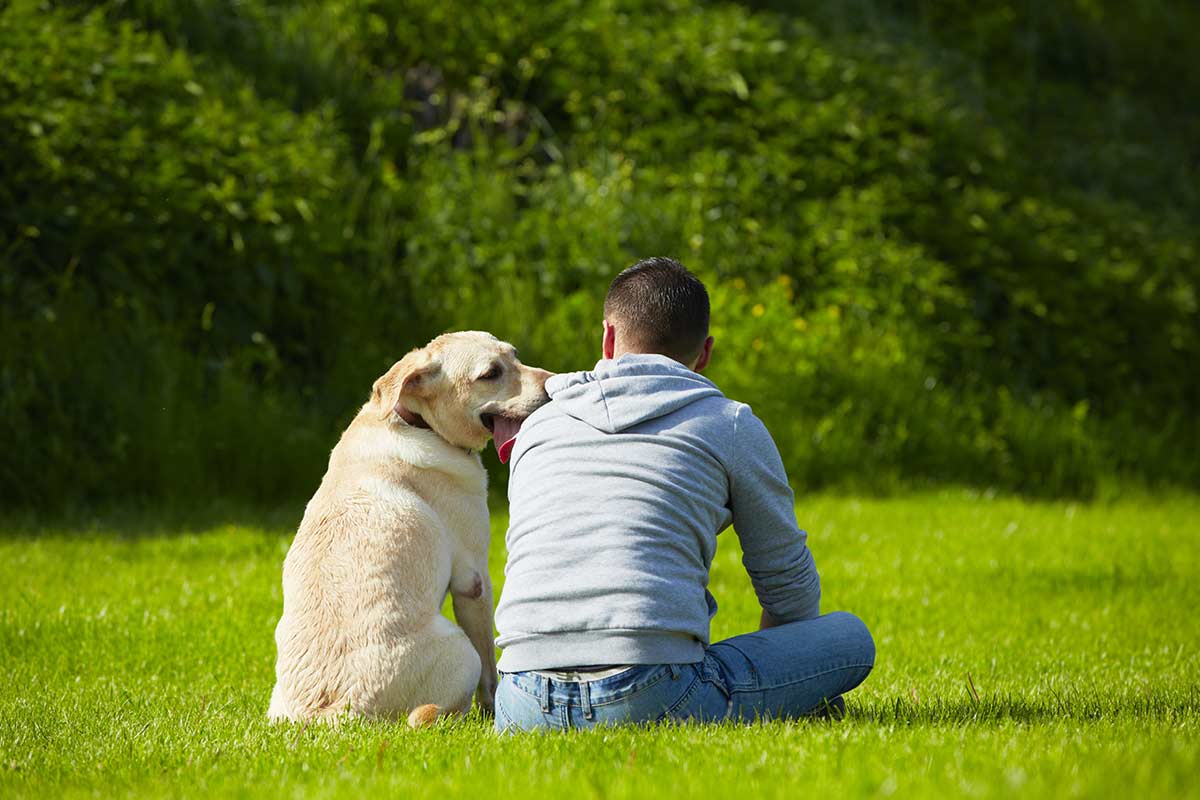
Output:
[492, 257, 875, 731]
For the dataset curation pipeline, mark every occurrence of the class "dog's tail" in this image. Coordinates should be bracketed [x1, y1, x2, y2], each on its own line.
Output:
[407, 704, 450, 728]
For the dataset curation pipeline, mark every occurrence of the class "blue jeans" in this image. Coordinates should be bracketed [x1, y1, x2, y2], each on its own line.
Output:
[494, 611, 874, 732]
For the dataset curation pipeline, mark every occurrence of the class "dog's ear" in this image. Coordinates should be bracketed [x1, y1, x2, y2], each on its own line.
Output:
[372, 351, 437, 421]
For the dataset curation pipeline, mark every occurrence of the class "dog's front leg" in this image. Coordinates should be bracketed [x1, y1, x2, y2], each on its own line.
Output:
[451, 566, 497, 715]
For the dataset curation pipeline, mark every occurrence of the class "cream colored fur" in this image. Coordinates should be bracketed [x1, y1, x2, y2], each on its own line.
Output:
[268, 331, 550, 724]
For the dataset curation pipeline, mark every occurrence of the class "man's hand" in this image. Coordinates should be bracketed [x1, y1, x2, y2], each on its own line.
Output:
[759, 609, 784, 630]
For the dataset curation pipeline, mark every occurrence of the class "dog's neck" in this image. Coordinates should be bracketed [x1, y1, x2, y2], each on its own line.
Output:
[390, 404, 476, 461]
[396, 405, 430, 429]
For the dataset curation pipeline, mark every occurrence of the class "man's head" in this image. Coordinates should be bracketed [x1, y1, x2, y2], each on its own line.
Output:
[602, 257, 714, 371]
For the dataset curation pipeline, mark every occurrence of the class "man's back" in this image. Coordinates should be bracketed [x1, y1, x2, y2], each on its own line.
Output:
[496, 353, 820, 671]
[492, 257, 872, 732]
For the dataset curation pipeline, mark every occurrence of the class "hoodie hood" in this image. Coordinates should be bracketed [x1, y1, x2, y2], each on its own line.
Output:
[545, 353, 724, 434]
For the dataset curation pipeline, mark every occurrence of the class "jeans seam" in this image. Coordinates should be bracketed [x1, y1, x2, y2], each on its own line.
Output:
[592, 666, 675, 705]
[585, 674, 673, 708]
[508, 676, 545, 702]
[511, 666, 675, 708]
[495, 700, 515, 730]
[733, 662, 874, 694]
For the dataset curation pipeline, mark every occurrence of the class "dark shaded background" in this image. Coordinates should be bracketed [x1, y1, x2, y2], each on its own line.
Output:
[1, 0, 1197, 510]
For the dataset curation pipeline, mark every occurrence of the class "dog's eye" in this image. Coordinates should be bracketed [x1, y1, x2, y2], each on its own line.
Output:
[479, 364, 503, 381]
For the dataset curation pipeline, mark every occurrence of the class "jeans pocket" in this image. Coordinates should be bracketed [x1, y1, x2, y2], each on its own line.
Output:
[583, 664, 696, 726]
[659, 656, 733, 723]
[495, 674, 554, 733]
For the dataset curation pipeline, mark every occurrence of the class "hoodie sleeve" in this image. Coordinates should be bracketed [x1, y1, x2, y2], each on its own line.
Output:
[728, 404, 821, 622]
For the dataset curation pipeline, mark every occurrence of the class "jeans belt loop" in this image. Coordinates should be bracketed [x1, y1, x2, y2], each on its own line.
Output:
[581, 678, 594, 721]
[669, 664, 681, 680]
[539, 675, 551, 713]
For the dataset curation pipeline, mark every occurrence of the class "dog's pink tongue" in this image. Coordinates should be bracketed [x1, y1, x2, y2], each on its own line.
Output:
[493, 416, 524, 464]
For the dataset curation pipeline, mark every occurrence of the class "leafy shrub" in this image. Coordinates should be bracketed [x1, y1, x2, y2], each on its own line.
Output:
[0, 2, 368, 505]
[1, 0, 1197, 508]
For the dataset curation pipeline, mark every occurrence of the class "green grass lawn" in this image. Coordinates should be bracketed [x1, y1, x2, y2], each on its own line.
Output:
[2, 492, 1197, 798]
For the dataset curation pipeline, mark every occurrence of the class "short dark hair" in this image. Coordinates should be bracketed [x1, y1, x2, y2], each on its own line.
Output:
[603, 257, 710, 360]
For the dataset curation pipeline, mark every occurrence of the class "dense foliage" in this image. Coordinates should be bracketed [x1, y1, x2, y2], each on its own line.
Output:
[1, 0, 1196, 507]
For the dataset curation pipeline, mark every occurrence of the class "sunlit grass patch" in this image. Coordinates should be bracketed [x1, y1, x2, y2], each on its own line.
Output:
[1, 492, 1197, 798]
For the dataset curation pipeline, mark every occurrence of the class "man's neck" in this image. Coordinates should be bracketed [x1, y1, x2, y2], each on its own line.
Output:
[610, 349, 698, 371]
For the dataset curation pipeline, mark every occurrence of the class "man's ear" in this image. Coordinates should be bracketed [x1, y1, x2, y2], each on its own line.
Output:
[372, 351, 436, 420]
[692, 336, 715, 372]
[602, 320, 617, 360]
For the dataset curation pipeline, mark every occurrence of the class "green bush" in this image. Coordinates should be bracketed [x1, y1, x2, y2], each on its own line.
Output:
[0, 2, 371, 505]
[1, 0, 1197, 508]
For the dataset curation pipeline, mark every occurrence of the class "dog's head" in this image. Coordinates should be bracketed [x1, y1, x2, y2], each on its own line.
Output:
[371, 331, 552, 452]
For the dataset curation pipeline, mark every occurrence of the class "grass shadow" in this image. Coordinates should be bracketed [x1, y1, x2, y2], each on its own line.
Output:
[855, 688, 1200, 727]
[0, 501, 304, 541]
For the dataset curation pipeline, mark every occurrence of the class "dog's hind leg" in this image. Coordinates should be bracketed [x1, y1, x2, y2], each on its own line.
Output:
[382, 616, 480, 727]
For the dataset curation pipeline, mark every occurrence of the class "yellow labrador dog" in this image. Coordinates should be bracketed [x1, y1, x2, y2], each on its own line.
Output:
[268, 331, 550, 726]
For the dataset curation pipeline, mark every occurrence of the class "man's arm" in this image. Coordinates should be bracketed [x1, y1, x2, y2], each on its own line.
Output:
[758, 609, 786, 630]
[729, 404, 821, 624]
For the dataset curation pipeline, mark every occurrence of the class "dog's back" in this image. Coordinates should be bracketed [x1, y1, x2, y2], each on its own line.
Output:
[268, 415, 460, 722]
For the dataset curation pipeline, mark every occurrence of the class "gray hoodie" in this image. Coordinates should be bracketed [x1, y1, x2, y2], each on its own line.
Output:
[494, 353, 821, 671]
